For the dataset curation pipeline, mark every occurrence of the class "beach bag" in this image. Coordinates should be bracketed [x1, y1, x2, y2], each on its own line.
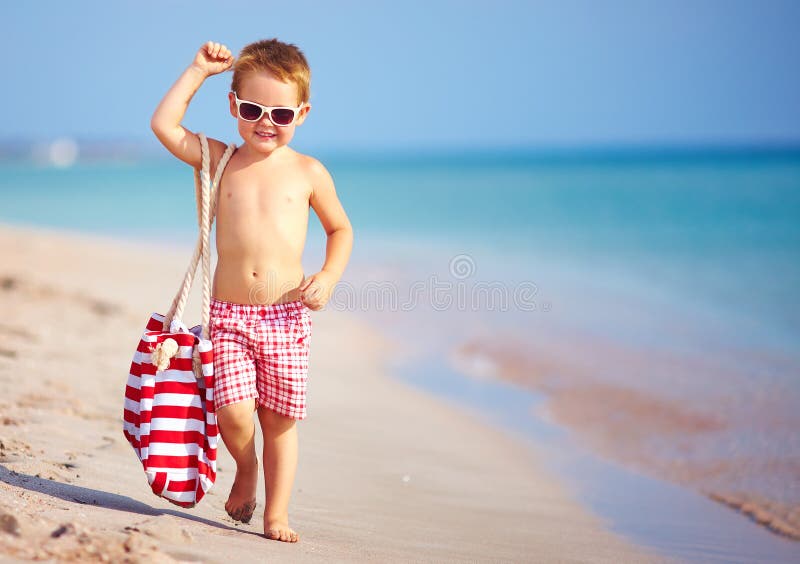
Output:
[122, 133, 236, 507]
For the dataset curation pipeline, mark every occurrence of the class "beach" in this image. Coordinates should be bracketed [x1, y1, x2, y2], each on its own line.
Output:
[3, 0, 799, 558]
[2, 147, 800, 562]
[0, 222, 660, 562]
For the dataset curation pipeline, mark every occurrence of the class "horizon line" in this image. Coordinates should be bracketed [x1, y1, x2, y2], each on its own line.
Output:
[0, 136, 799, 165]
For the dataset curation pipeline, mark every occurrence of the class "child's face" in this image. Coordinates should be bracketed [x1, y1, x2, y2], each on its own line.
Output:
[228, 71, 310, 154]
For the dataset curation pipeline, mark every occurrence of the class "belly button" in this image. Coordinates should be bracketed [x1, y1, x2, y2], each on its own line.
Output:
[252, 271, 257, 277]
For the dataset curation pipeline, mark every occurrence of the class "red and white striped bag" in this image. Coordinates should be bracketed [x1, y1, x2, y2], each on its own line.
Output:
[123, 133, 236, 507]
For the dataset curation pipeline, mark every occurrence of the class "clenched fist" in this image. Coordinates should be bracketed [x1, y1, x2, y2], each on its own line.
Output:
[192, 41, 234, 77]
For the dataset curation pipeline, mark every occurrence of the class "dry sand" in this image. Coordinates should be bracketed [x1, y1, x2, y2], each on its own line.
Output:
[0, 223, 661, 562]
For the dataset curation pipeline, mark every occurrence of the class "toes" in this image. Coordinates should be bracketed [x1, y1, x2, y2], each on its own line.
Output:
[229, 505, 245, 521]
[240, 503, 255, 524]
[226, 499, 256, 522]
[266, 527, 298, 542]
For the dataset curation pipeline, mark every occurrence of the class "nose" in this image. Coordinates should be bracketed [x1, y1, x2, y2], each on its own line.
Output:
[259, 112, 275, 127]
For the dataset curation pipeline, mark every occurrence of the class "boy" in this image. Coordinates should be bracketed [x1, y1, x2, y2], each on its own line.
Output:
[150, 39, 353, 543]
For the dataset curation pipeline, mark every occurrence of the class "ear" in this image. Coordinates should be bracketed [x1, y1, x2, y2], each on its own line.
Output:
[295, 103, 312, 126]
[228, 92, 238, 119]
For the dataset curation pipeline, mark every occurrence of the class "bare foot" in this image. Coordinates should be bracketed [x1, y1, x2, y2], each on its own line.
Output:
[224, 455, 258, 523]
[265, 513, 299, 542]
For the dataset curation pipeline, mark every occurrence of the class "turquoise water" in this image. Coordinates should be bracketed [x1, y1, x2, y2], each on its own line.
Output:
[4, 149, 800, 253]
[332, 149, 800, 349]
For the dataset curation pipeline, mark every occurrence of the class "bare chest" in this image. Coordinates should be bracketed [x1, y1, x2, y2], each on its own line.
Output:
[217, 167, 311, 219]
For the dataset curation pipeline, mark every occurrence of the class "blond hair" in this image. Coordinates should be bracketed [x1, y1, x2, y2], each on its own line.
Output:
[231, 38, 311, 104]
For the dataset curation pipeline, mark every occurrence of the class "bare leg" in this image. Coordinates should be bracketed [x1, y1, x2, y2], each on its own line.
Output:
[258, 406, 299, 542]
[216, 399, 258, 523]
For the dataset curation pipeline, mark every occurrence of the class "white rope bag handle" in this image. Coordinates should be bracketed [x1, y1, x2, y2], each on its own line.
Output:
[162, 133, 236, 339]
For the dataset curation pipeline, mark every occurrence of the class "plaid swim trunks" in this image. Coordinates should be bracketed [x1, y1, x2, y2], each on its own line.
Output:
[210, 296, 312, 420]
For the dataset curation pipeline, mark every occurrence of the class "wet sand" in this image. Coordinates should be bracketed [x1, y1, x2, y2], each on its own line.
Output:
[453, 327, 800, 542]
[0, 223, 658, 562]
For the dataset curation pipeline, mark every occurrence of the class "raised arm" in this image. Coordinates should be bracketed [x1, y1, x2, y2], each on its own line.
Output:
[150, 41, 234, 170]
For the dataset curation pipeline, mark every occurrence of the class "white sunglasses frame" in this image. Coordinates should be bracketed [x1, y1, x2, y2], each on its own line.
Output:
[231, 91, 305, 127]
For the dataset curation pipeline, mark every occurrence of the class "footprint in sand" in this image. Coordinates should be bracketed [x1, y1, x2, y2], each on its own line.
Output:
[83, 297, 123, 317]
[125, 517, 193, 543]
[0, 348, 17, 359]
[0, 322, 37, 341]
[17, 393, 55, 409]
[0, 438, 32, 462]
[0, 322, 29, 361]
[96, 436, 117, 450]
[0, 509, 20, 535]
[0, 440, 12, 462]
[44, 521, 167, 561]
[0, 275, 19, 292]
[0, 274, 123, 318]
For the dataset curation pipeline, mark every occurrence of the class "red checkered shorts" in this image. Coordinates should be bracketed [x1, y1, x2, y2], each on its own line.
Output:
[210, 296, 312, 420]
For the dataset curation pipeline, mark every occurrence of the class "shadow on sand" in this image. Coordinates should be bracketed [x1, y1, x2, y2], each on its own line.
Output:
[0, 464, 262, 538]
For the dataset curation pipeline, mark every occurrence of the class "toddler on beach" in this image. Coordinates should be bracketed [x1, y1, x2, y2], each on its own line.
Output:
[150, 39, 353, 542]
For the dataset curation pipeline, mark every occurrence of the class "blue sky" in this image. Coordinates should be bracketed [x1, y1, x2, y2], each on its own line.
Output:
[3, 0, 799, 153]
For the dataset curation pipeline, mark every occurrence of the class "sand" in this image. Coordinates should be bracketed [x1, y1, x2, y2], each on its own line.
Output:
[0, 223, 660, 562]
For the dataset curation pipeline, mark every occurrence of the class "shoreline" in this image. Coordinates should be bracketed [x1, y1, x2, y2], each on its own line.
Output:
[0, 222, 657, 562]
[447, 327, 800, 546]
[390, 350, 800, 562]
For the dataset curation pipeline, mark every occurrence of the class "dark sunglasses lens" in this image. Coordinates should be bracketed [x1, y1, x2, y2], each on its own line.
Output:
[270, 108, 296, 125]
[239, 102, 263, 121]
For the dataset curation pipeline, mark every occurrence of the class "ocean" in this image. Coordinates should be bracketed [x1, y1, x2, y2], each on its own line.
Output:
[2, 146, 799, 560]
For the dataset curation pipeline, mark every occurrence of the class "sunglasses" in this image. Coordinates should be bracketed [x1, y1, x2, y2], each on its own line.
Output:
[231, 91, 305, 126]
